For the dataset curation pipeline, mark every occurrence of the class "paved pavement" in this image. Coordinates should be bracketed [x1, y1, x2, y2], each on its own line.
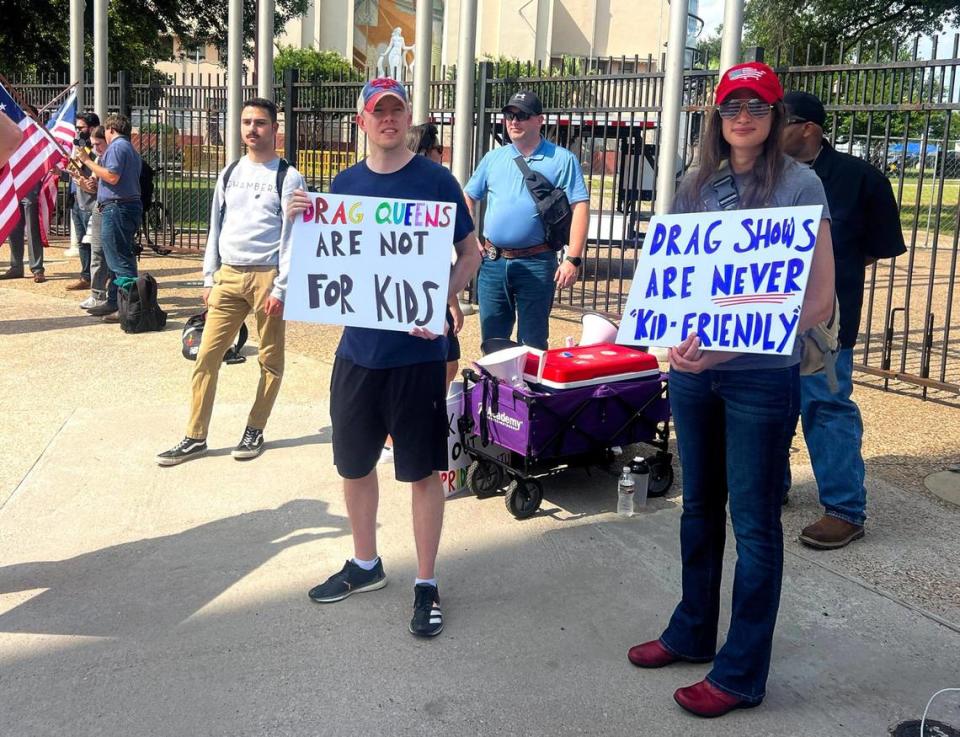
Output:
[2, 272, 960, 737]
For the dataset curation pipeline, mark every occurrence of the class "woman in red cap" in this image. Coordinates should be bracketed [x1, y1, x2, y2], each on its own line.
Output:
[626, 62, 836, 717]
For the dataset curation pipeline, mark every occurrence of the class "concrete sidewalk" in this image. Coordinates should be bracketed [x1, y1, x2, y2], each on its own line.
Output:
[2, 277, 959, 737]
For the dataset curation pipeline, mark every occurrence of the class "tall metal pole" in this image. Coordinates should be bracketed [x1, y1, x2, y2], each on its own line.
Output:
[452, 0, 478, 185]
[93, 0, 107, 116]
[70, 0, 85, 110]
[719, 0, 745, 74]
[257, 0, 275, 100]
[654, 0, 690, 215]
[412, 0, 433, 123]
[227, 0, 244, 161]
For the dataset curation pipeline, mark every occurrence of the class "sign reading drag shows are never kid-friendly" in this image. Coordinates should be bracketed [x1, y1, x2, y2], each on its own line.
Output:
[285, 193, 456, 334]
[616, 205, 823, 355]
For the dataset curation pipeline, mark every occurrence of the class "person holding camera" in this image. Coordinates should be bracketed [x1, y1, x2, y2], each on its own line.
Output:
[65, 112, 101, 291]
[464, 90, 589, 350]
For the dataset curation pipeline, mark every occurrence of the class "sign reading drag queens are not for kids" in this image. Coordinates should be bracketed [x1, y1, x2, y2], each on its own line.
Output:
[285, 193, 456, 335]
[616, 205, 823, 355]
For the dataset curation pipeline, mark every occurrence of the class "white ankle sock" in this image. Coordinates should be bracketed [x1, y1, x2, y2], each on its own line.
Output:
[352, 556, 379, 571]
[415, 577, 437, 588]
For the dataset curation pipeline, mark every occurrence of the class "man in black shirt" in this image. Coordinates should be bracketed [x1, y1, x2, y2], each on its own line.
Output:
[781, 92, 906, 550]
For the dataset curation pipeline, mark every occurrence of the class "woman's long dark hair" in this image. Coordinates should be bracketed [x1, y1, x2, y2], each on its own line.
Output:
[684, 100, 788, 210]
[405, 123, 440, 156]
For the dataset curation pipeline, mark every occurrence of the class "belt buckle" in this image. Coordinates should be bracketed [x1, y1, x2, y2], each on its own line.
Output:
[483, 244, 501, 261]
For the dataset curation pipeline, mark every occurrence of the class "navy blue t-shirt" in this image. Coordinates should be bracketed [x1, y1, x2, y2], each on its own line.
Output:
[331, 155, 475, 369]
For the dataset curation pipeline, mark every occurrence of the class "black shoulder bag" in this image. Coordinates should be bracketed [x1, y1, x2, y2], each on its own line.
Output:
[513, 155, 572, 250]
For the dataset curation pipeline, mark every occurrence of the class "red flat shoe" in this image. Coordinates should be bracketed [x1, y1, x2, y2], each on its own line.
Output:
[673, 679, 759, 718]
[627, 639, 680, 668]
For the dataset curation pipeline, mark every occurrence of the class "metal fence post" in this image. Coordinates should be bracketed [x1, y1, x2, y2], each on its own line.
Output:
[474, 61, 492, 168]
[743, 47, 765, 63]
[117, 70, 130, 117]
[283, 68, 298, 165]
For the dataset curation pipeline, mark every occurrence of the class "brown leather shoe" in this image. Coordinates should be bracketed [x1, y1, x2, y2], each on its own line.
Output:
[799, 515, 864, 550]
[628, 639, 680, 668]
[674, 679, 759, 718]
[0, 269, 24, 280]
[33, 272, 46, 283]
[66, 278, 90, 291]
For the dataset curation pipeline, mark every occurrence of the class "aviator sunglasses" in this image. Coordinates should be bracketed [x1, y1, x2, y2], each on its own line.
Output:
[716, 98, 774, 120]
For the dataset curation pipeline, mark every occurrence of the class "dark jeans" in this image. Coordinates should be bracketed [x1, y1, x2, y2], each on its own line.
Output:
[784, 349, 866, 524]
[72, 202, 93, 281]
[660, 365, 800, 704]
[99, 201, 141, 305]
[477, 251, 558, 349]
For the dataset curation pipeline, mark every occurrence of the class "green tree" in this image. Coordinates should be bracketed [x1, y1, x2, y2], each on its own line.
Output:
[274, 46, 361, 81]
[744, 0, 960, 54]
[0, 0, 309, 77]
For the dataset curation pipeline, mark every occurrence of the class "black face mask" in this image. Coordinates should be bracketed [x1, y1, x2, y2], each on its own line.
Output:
[75, 131, 90, 146]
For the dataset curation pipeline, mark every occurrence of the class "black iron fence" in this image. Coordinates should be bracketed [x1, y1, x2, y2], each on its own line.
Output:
[10, 36, 960, 401]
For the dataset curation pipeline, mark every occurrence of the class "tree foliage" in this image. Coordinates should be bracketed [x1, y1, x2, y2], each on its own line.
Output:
[0, 0, 309, 77]
[274, 46, 360, 81]
[744, 0, 960, 55]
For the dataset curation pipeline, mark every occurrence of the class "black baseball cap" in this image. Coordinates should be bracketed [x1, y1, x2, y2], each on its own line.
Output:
[502, 90, 543, 116]
[783, 91, 826, 127]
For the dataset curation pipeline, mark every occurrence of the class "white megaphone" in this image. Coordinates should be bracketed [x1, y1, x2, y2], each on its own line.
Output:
[475, 345, 529, 387]
[579, 312, 619, 346]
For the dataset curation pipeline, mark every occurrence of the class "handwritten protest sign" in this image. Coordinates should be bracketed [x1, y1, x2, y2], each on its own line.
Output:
[285, 193, 455, 334]
[616, 205, 823, 354]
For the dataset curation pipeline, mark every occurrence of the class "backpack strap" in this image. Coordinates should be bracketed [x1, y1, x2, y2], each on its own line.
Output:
[513, 155, 543, 206]
[217, 159, 242, 238]
[275, 158, 289, 215]
[710, 168, 740, 211]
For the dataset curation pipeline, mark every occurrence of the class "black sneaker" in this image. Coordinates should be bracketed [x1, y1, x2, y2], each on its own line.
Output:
[87, 302, 118, 316]
[308, 559, 387, 603]
[232, 426, 264, 460]
[156, 437, 207, 466]
[409, 583, 443, 637]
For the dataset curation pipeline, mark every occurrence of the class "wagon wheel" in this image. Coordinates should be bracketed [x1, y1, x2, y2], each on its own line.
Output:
[647, 457, 674, 497]
[504, 478, 543, 519]
[466, 459, 503, 498]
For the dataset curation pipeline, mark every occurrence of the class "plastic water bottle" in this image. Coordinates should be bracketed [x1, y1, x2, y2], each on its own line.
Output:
[630, 456, 650, 509]
[617, 466, 635, 517]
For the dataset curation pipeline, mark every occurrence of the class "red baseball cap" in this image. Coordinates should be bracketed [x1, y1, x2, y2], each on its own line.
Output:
[358, 77, 408, 113]
[715, 62, 784, 104]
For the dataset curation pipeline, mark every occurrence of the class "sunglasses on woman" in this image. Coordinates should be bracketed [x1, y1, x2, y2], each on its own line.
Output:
[420, 144, 443, 156]
[716, 98, 774, 120]
[504, 110, 533, 122]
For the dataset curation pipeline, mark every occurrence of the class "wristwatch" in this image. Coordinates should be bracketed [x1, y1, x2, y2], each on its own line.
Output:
[565, 256, 583, 267]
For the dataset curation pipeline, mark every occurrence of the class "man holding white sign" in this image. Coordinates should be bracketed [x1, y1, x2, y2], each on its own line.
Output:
[623, 63, 835, 718]
[286, 78, 480, 638]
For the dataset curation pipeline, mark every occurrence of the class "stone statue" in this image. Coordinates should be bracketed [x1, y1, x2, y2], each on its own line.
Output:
[377, 27, 414, 80]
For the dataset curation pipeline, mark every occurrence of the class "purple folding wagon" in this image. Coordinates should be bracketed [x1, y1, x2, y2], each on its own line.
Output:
[458, 367, 673, 519]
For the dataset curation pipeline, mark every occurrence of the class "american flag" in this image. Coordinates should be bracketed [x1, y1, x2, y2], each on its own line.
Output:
[38, 93, 77, 245]
[0, 84, 75, 245]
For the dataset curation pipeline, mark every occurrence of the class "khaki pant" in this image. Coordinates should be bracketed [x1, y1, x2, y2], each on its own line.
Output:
[186, 264, 285, 439]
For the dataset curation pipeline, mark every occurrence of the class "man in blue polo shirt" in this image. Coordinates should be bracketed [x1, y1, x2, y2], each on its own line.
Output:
[77, 113, 142, 321]
[465, 90, 589, 349]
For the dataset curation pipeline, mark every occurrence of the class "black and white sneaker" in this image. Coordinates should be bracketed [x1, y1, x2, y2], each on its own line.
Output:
[308, 559, 387, 603]
[232, 426, 264, 460]
[156, 437, 208, 466]
[409, 583, 443, 637]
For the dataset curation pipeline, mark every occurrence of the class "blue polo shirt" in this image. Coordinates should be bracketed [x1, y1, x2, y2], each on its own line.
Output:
[97, 136, 142, 204]
[464, 138, 589, 248]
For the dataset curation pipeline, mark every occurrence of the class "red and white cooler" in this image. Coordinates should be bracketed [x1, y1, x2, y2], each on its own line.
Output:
[523, 343, 660, 389]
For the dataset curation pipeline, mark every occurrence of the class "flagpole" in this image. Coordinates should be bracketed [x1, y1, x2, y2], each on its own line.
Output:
[37, 82, 80, 116]
[0, 76, 82, 172]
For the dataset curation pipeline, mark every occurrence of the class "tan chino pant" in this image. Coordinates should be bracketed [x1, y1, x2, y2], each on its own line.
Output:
[186, 264, 285, 439]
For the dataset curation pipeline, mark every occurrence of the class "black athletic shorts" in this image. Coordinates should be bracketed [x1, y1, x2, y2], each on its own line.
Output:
[330, 356, 448, 483]
[446, 308, 461, 362]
